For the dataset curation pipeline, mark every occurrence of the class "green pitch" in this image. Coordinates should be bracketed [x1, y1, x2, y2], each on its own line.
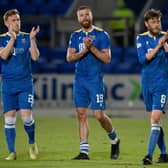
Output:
[0, 117, 167, 168]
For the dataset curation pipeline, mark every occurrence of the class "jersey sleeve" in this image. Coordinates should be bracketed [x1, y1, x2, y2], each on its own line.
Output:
[99, 31, 111, 50]
[68, 32, 77, 49]
[0, 36, 4, 47]
[136, 35, 148, 64]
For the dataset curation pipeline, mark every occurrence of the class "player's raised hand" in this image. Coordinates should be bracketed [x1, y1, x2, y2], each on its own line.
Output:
[8, 24, 16, 40]
[30, 25, 40, 40]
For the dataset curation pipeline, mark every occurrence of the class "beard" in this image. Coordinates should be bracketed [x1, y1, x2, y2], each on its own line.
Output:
[149, 27, 161, 36]
[80, 20, 92, 29]
[13, 25, 20, 34]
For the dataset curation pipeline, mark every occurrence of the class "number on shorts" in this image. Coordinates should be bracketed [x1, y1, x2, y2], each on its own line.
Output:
[28, 94, 34, 106]
[96, 94, 104, 104]
[161, 94, 166, 104]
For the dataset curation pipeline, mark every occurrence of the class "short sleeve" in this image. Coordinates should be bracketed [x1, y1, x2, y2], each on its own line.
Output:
[68, 32, 77, 49]
[136, 35, 148, 64]
[0, 36, 4, 47]
[99, 31, 111, 50]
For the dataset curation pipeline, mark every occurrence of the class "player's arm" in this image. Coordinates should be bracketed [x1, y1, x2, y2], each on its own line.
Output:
[66, 47, 88, 63]
[84, 36, 111, 64]
[90, 45, 110, 64]
[66, 32, 88, 63]
[0, 32, 16, 60]
[29, 26, 40, 61]
[136, 35, 159, 63]
[145, 43, 161, 60]
[146, 34, 168, 59]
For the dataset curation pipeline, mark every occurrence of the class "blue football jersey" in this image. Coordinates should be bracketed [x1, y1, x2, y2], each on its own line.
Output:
[0, 32, 33, 81]
[68, 26, 111, 77]
[136, 31, 168, 85]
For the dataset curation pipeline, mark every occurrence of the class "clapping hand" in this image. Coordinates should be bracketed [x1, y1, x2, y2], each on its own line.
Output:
[30, 25, 40, 40]
[164, 30, 168, 39]
[8, 24, 16, 40]
[158, 32, 168, 47]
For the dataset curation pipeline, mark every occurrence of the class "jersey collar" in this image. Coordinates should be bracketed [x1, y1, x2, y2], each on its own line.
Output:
[81, 25, 95, 35]
[148, 31, 161, 39]
[7, 31, 21, 37]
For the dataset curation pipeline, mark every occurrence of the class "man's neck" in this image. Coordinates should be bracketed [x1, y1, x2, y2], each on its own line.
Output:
[82, 25, 94, 33]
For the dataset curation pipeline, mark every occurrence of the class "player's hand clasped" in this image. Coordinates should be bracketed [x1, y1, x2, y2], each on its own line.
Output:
[83, 37, 93, 50]
[158, 31, 168, 47]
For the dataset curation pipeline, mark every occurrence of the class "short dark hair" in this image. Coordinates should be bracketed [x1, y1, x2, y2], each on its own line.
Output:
[77, 5, 92, 12]
[144, 9, 162, 21]
[3, 9, 20, 22]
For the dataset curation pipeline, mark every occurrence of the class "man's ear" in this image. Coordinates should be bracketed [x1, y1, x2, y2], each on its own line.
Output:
[4, 21, 8, 28]
[144, 21, 148, 28]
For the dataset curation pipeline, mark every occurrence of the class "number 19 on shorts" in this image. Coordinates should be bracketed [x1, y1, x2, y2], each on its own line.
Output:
[96, 94, 104, 106]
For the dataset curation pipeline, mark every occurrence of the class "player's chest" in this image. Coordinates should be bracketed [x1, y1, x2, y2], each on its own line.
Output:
[77, 33, 98, 50]
[7, 37, 29, 55]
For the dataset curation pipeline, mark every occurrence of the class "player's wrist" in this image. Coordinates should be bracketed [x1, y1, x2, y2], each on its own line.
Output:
[79, 50, 87, 58]
[10, 36, 16, 41]
[30, 37, 35, 41]
[89, 44, 94, 49]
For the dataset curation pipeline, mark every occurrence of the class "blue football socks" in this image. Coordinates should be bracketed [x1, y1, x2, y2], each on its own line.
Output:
[147, 124, 160, 157]
[157, 126, 167, 154]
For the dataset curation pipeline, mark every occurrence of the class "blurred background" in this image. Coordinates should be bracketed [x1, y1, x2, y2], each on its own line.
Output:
[0, 0, 168, 117]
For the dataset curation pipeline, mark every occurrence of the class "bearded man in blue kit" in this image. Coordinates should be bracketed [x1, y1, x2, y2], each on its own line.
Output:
[66, 6, 120, 160]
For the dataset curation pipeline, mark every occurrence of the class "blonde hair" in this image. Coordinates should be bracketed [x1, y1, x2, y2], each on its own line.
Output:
[3, 9, 20, 22]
